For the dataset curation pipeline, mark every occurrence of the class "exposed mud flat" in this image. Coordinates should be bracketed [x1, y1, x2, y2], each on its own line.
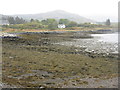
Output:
[2, 32, 118, 88]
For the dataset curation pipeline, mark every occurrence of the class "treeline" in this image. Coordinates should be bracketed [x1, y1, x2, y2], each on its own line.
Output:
[2, 16, 109, 30]
[2, 16, 27, 24]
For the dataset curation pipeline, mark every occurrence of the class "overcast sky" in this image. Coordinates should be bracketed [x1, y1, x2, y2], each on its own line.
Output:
[0, 0, 119, 22]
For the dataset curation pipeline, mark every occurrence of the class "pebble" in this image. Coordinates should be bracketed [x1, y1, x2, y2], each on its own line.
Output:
[54, 37, 118, 58]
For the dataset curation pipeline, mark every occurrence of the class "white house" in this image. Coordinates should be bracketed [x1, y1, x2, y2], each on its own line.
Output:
[58, 24, 66, 29]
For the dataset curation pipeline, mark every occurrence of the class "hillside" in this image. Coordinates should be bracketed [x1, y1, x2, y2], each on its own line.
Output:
[10, 10, 95, 23]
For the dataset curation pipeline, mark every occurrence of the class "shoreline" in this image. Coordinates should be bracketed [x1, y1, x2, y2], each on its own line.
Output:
[54, 32, 118, 58]
[1, 27, 113, 33]
[1, 31, 118, 58]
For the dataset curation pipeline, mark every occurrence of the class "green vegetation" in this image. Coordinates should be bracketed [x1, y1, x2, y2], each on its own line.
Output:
[2, 16, 26, 24]
[2, 16, 111, 31]
[105, 19, 111, 26]
[59, 19, 70, 25]
[67, 21, 78, 27]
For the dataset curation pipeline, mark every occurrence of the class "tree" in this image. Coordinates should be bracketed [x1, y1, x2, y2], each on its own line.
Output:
[41, 19, 59, 29]
[15, 16, 20, 24]
[43, 19, 58, 29]
[7, 16, 15, 24]
[47, 19, 56, 24]
[30, 19, 34, 22]
[15, 16, 26, 24]
[59, 19, 70, 25]
[67, 21, 78, 27]
[35, 19, 40, 23]
[105, 19, 111, 26]
[41, 20, 48, 25]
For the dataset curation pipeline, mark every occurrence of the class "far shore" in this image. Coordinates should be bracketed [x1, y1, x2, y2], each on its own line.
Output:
[1, 27, 113, 33]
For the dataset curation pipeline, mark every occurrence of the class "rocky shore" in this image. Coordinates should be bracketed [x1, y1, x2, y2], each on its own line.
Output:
[54, 32, 118, 59]
[2, 31, 118, 88]
[0, 32, 17, 37]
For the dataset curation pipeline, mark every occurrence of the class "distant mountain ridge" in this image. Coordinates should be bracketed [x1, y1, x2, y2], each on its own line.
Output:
[9, 10, 96, 23]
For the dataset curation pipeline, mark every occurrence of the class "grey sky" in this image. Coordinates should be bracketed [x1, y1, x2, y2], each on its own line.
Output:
[0, 0, 118, 22]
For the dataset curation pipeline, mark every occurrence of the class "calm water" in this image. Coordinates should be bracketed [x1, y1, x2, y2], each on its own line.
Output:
[54, 32, 119, 54]
[91, 32, 118, 43]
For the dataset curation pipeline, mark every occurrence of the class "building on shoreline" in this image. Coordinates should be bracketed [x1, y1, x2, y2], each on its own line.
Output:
[58, 24, 66, 29]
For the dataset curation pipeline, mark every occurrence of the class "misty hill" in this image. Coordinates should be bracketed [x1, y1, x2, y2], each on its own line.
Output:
[10, 10, 95, 23]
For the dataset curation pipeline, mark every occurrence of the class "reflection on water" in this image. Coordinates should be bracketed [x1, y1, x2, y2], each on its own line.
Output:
[91, 32, 118, 43]
[55, 32, 118, 54]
